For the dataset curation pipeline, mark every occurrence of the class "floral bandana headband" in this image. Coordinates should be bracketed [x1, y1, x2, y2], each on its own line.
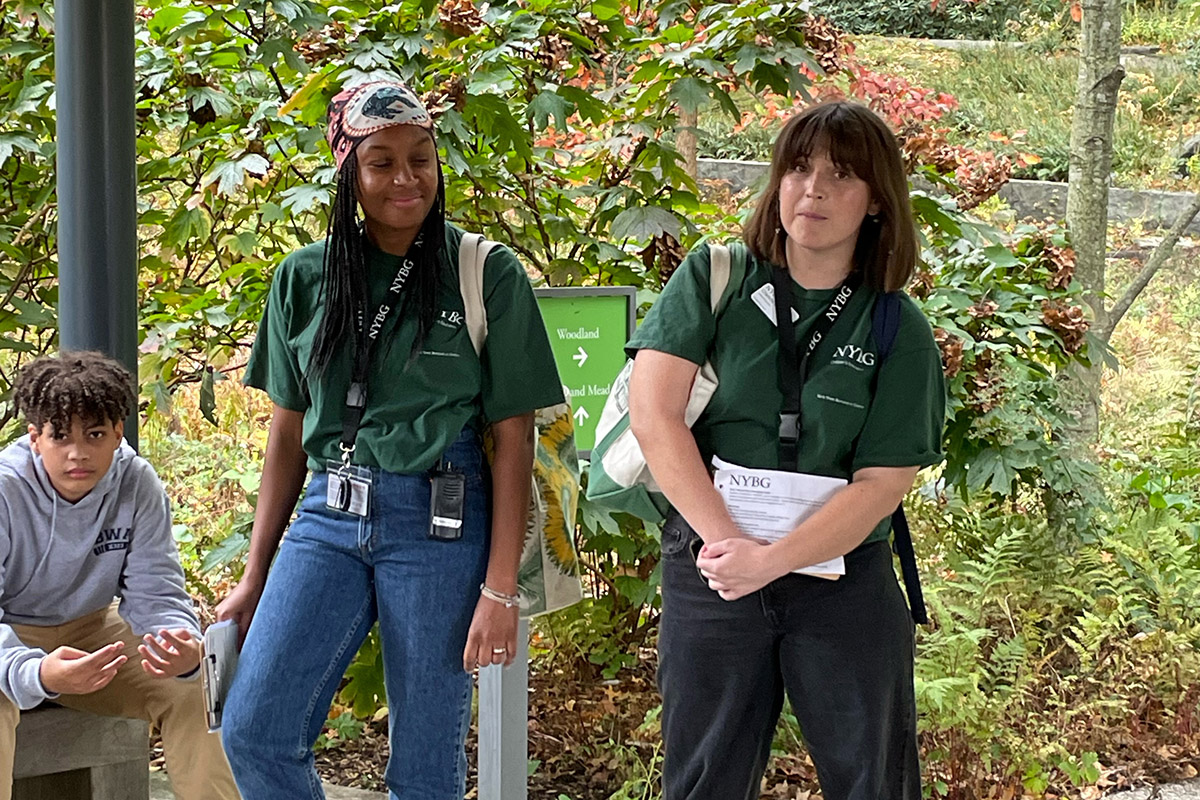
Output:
[326, 79, 434, 172]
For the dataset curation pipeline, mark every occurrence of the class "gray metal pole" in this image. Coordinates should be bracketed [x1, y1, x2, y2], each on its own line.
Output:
[478, 618, 530, 800]
[55, 0, 139, 449]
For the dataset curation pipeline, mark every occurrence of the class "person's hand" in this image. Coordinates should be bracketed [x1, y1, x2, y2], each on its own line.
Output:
[39, 642, 126, 695]
[695, 537, 782, 601]
[462, 593, 519, 672]
[139, 628, 201, 678]
[216, 577, 264, 647]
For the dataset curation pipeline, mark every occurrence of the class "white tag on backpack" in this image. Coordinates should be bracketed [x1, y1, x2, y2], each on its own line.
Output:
[751, 283, 799, 326]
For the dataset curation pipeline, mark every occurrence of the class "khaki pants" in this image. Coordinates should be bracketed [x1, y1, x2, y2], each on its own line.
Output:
[0, 603, 240, 800]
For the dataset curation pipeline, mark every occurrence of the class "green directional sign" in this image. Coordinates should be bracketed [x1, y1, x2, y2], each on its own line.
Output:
[535, 287, 636, 455]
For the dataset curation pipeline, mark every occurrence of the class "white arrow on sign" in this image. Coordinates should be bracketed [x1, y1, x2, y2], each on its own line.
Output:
[573, 406, 590, 426]
[572, 346, 589, 368]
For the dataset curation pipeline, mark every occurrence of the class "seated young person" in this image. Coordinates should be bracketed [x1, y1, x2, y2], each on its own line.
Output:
[0, 351, 239, 800]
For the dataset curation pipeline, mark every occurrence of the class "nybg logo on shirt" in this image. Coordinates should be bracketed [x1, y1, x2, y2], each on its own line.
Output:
[436, 309, 465, 330]
[831, 344, 876, 368]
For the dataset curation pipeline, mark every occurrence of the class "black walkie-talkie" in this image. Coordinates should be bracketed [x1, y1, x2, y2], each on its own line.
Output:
[429, 463, 466, 541]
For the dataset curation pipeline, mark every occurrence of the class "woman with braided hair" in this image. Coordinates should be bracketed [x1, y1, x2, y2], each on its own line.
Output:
[216, 79, 563, 799]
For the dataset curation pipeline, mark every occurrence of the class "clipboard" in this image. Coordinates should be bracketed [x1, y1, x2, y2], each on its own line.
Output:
[200, 619, 239, 732]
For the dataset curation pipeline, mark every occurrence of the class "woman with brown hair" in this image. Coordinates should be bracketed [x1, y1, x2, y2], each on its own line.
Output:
[626, 100, 945, 799]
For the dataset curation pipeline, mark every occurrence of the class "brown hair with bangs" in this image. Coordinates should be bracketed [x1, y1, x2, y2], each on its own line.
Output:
[743, 101, 917, 292]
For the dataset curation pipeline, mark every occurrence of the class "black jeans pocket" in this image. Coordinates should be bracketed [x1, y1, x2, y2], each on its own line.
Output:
[659, 511, 693, 558]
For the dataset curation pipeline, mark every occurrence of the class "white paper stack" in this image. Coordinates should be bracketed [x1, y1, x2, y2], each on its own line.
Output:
[712, 456, 847, 580]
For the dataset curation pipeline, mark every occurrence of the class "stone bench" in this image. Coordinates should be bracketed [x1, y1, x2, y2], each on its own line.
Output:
[13, 705, 150, 800]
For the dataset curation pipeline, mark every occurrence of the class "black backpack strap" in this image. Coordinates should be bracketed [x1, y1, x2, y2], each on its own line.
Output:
[873, 292, 928, 625]
[891, 505, 928, 625]
[872, 291, 902, 360]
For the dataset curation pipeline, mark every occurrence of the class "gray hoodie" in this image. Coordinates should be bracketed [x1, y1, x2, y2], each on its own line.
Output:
[0, 436, 200, 709]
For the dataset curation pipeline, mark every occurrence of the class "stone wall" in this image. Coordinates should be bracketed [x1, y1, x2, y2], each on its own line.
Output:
[877, 37, 1181, 73]
[697, 158, 1200, 235]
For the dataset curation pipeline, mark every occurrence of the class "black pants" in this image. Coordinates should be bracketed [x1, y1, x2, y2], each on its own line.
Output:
[657, 512, 921, 800]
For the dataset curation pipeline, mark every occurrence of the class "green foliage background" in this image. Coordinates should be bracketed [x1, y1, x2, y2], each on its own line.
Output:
[808, 0, 1027, 41]
[1, 0, 823, 425]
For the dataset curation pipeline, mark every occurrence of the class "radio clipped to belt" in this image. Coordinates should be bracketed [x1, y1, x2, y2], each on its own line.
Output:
[428, 461, 466, 541]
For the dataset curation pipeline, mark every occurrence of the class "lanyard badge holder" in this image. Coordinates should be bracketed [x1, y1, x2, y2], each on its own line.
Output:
[770, 267, 859, 473]
[327, 381, 373, 517]
[325, 246, 420, 518]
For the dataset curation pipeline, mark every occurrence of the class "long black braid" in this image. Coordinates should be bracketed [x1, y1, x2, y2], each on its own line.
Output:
[307, 151, 367, 378]
[405, 167, 448, 362]
[307, 143, 449, 378]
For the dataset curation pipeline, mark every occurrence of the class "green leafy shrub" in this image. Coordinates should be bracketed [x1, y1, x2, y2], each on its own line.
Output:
[912, 209, 1101, 508]
[534, 486, 664, 681]
[0, 11, 58, 431]
[809, 0, 1023, 40]
[912, 495, 1200, 798]
[1, 0, 825, 422]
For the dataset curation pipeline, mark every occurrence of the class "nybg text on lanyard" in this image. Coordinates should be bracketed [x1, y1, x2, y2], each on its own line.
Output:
[339, 241, 419, 469]
[770, 265, 860, 472]
[325, 239, 420, 518]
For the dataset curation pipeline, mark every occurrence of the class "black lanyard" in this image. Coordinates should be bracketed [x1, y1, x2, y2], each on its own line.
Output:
[338, 248, 419, 466]
[771, 266, 860, 472]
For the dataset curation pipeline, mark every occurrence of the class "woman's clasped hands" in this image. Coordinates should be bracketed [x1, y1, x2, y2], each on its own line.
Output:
[695, 535, 786, 601]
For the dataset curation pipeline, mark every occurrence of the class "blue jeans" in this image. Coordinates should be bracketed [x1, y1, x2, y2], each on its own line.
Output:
[222, 430, 489, 800]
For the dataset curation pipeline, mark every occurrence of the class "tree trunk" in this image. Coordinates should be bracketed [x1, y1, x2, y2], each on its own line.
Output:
[677, 108, 698, 180]
[1064, 0, 1124, 444]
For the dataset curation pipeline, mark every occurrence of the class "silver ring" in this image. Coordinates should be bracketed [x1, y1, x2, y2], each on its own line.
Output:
[492, 647, 507, 654]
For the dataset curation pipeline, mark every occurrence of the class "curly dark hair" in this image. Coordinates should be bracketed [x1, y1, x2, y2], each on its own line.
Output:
[13, 351, 136, 434]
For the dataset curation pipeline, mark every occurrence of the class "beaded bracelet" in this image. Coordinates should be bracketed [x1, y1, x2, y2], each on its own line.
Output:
[480, 583, 520, 608]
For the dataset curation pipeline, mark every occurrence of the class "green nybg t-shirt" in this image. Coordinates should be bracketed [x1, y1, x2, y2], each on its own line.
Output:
[627, 243, 946, 547]
[245, 223, 565, 474]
